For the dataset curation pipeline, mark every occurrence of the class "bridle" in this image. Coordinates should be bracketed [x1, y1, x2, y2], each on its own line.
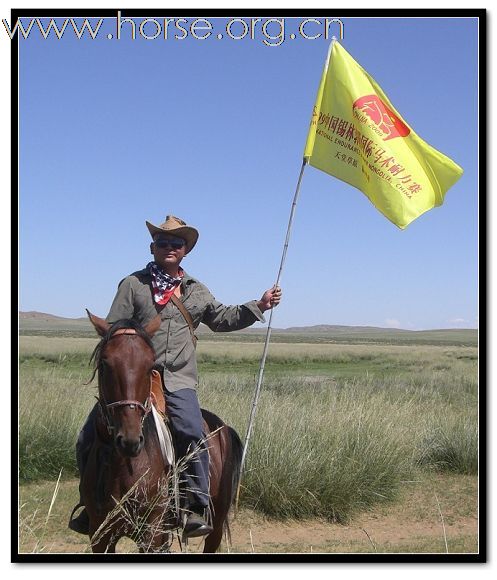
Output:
[96, 328, 153, 436]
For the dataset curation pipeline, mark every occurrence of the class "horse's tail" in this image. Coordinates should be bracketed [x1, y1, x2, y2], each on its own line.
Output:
[223, 426, 243, 546]
[228, 426, 243, 507]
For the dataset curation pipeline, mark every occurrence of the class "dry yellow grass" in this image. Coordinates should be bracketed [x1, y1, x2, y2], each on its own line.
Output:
[19, 335, 477, 363]
[19, 336, 99, 355]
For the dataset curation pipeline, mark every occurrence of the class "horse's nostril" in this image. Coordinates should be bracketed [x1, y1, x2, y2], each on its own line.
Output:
[115, 434, 143, 456]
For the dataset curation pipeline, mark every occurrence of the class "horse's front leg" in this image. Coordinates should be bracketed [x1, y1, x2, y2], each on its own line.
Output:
[90, 534, 119, 553]
[89, 520, 120, 553]
[137, 532, 172, 553]
[136, 521, 172, 553]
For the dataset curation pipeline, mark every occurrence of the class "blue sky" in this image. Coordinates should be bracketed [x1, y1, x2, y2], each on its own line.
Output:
[17, 13, 479, 330]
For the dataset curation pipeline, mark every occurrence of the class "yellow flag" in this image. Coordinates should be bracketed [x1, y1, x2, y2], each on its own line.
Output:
[304, 41, 463, 229]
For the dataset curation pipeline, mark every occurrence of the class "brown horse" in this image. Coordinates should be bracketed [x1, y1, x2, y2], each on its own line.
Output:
[82, 311, 242, 553]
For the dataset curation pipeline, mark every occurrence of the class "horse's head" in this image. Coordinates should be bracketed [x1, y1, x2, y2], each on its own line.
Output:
[87, 310, 161, 457]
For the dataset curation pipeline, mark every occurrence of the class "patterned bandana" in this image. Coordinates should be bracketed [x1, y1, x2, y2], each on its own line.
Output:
[146, 262, 184, 305]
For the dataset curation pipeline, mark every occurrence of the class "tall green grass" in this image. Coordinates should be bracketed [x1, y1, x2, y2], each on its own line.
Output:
[199, 372, 477, 522]
[416, 412, 478, 474]
[19, 365, 96, 481]
[18, 339, 478, 521]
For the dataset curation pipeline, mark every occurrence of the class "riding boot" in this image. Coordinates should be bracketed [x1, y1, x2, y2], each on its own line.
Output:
[182, 506, 213, 540]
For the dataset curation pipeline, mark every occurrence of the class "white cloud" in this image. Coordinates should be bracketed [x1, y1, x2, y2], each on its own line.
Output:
[385, 318, 401, 328]
[448, 318, 468, 325]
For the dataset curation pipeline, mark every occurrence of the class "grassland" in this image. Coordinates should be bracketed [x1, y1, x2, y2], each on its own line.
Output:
[19, 314, 478, 346]
[19, 472, 478, 554]
[17, 326, 479, 553]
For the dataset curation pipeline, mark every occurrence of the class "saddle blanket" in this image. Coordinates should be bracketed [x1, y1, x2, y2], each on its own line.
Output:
[151, 405, 175, 466]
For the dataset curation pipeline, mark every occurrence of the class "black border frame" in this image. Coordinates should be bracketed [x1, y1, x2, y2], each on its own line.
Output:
[12, 7, 486, 564]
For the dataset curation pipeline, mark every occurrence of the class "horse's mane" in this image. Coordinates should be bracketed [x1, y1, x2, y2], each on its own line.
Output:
[89, 319, 156, 382]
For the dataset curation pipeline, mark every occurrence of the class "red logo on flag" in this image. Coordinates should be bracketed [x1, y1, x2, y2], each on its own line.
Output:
[353, 95, 410, 141]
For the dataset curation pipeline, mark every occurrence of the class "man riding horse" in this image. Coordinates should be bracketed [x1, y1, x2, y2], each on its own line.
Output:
[70, 215, 282, 539]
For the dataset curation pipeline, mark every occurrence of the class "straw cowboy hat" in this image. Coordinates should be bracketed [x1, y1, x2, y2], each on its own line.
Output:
[146, 215, 199, 253]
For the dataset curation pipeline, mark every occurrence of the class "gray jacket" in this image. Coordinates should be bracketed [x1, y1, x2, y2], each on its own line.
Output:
[106, 268, 265, 391]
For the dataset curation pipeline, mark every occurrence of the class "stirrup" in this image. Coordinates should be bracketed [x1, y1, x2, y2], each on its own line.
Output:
[68, 503, 90, 535]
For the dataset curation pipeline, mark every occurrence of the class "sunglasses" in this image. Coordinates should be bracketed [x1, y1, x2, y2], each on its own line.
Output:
[153, 237, 186, 250]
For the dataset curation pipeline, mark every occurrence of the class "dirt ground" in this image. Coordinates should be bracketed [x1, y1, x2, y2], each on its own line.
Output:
[18, 473, 478, 555]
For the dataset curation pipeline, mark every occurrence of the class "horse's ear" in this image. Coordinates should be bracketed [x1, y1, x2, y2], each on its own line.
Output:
[144, 314, 161, 337]
[86, 309, 110, 337]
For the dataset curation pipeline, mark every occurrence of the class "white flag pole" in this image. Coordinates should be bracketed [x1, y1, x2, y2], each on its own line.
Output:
[236, 156, 308, 507]
[235, 37, 337, 509]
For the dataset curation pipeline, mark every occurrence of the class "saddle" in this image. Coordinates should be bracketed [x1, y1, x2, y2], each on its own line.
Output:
[150, 369, 166, 417]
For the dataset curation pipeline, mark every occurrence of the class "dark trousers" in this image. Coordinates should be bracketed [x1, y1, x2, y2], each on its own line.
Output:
[164, 388, 210, 510]
[75, 388, 210, 510]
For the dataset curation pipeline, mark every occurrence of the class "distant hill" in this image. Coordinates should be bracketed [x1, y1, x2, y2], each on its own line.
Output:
[19, 311, 93, 335]
[18, 311, 478, 346]
[19, 311, 87, 322]
[280, 324, 409, 334]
